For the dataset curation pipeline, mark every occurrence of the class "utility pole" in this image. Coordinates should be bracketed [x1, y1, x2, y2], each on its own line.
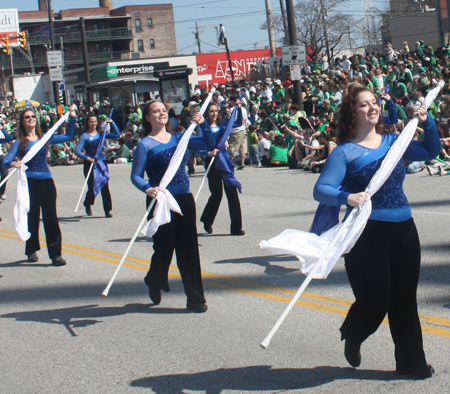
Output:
[47, 0, 60, 105]
[279, 0, 289, 45]
[265, 0, 276, 57]
[224, 37, 234, 82]
[285, 0, 303, 110]
[319, 0, 331, 64]
[80, 17, 93, 108]
[195, 22, 202, 54]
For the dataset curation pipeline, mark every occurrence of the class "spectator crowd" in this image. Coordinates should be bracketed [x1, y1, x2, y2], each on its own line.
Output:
[2, 37, 450, 196]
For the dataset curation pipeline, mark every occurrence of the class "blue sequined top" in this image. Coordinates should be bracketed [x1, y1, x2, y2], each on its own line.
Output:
[131, 129, 215, 195]
[2, 117, 76, 179]
[75, 121, 120, 161]
[313, 114, 440, 222]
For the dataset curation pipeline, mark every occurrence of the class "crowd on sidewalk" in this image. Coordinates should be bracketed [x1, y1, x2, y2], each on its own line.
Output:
[2, 38, 450, 188]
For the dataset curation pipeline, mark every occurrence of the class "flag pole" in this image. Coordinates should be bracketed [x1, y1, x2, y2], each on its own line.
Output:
[102, 198, 156, 296]
[74, 162, 93, 213]
[194, 156, 215, 202]
[260, 207, 358, 349]
[0, 168, 17, 188]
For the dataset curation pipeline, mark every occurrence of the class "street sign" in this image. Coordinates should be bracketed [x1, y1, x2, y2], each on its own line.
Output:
[50, 67, 63, 81]
[47, 50, 63, 67]
[289, 65, 301, 81]
[59, 83, 65, 91]
[282, 45, 307, 66]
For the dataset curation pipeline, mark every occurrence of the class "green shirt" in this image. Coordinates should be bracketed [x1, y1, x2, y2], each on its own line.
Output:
[247, 131, 258, 147]
[268, 144, 288, 162]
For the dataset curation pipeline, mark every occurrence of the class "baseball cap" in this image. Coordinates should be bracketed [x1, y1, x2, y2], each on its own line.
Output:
[189, 101, 199, 107]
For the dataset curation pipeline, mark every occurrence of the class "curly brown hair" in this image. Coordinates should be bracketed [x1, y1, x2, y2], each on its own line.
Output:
[337, 87, 384, 144]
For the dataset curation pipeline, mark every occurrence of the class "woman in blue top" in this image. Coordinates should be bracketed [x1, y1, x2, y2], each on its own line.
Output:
[198, 102, 244, 235]
[130, 101, 215, 312]
[2, 108, 77, 266]
[75, 113, 120, 218]
[313, 87, 439, 379]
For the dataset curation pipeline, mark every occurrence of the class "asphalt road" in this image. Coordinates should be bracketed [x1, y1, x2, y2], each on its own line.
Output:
[0, 162, 449, 394]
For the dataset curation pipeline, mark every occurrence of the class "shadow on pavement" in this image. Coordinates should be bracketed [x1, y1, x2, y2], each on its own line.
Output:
[130, 365, 400, 393]
[1, 303, 189, 337]
[108, 237, 151, 243]
[0, 259, 52, 268]
[214, 254, 299, 276]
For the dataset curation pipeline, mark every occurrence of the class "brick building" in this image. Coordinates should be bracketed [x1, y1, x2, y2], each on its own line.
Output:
[1, 0, 177, 73]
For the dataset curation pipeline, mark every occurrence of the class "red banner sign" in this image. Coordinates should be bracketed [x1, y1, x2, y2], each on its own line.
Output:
[196, 48, 281, 86]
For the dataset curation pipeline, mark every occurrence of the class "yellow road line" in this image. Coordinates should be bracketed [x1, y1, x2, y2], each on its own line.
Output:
[1, 229, 450, 337]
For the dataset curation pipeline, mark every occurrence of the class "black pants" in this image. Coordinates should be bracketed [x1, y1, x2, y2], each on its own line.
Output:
[200, 157, 242, 233]
[83, 161, 112, 213]
[145, 193, 206, 307]
[0, 155, 8, 195]
[26, 178, 62, 259]
[341, 218, 427, 371]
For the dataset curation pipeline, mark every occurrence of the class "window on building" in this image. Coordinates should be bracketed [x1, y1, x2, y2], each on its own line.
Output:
[95, 43, 101, 52]
[150, 39, 155, 48]
[101, 23, 107, 30]
[93, 22, 99, 30]
[148, 18, 153, 27]
[137, 39, 144, 52]
[103, 44, 109, 52]
[135, 18, 142, 32]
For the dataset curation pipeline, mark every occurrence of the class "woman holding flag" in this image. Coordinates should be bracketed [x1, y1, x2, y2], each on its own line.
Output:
[2, 107, 77, 266]
[75, 113, 120, 218]
[313, 87, 439, 378]
[199, 102, 244, 235]
[130, 101, 215, 312]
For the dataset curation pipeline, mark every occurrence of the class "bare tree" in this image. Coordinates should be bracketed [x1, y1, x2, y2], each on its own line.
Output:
[261, 0, 355, 60]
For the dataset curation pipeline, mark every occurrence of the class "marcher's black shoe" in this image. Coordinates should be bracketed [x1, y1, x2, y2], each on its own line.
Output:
[397, 364, 435, 379]
[187, 303, 208, 313]
[231, 229, 245, 236]
[52, 256, 67, 266]
[161, 282, 170, 293]
[85, 206, 92, 216]
[105, 212, 113, 218]
[27, 253, 38, 262]
[344, 339, 361, 367]
[204, 224, 213, 234]
[148, 286, 161, 305]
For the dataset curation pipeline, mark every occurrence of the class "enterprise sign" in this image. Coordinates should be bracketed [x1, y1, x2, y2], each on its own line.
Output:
[107, 65, 154, 77]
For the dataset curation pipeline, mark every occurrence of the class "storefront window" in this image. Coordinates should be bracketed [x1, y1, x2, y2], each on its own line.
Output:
[162, 79, 189, 115]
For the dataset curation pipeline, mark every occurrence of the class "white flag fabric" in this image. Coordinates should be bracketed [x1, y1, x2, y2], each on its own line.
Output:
[14, 111, 71, 241]
[260, 84, 443, 279]
[141, 93, 213, 237]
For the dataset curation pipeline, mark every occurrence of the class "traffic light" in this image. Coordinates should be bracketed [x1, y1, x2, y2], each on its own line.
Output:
[1, 37, 10, 55]
[18, 31, 27, 50]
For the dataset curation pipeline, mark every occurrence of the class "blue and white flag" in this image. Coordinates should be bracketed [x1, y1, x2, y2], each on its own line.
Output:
[92, 109, 113, 196]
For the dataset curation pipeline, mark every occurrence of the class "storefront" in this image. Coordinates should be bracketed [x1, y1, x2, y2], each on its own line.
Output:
[64, 54, 198, 129]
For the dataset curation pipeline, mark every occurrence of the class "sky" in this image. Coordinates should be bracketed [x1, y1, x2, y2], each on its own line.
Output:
[14, 0, 370, 55]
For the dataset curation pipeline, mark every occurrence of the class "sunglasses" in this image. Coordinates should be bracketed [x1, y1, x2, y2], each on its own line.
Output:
[24, 115, 37, 119]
